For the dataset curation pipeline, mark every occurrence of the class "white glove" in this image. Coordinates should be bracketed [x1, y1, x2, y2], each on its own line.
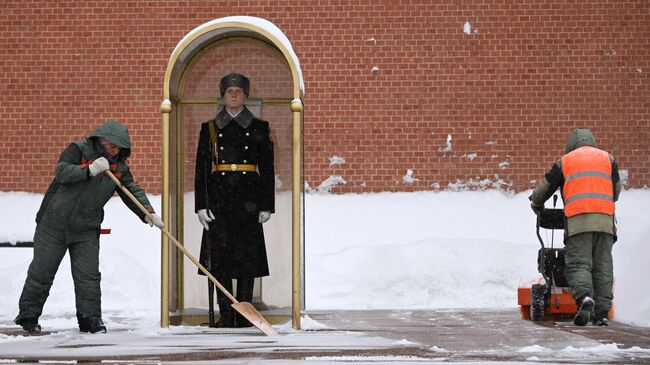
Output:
[258, 211, 271, 223]
[89, 157, 110, 177]
[197, 209, 214, 230]
[145, 214, 164, 228]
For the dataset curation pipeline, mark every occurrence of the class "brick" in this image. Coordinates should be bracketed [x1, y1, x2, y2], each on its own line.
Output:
[1, 0, 648, 194]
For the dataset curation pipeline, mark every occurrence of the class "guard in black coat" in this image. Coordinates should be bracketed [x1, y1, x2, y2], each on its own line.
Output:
[194, 73, 275, 327]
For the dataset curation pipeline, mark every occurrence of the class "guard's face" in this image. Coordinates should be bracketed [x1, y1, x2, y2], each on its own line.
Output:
[224, 86, 246, 110]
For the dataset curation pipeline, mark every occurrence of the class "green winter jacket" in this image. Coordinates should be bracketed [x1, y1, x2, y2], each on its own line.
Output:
[36, 119, 154, 236]
[530, 128, 621, 238]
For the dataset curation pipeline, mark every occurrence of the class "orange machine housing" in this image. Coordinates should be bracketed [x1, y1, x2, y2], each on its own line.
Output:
[518, 277, 614, 320]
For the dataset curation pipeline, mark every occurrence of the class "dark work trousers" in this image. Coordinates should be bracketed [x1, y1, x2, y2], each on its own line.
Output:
[16, 223, 101, 323]
[564, 231, 614, 315]
[215, 274, 254, 326]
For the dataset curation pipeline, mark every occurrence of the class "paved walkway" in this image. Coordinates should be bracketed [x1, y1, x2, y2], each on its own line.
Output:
[0, 309, 649, 364]
[308, 309, 650, 363]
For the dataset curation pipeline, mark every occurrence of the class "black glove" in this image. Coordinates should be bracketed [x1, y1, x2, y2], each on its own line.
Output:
[530, 202, 545, 216]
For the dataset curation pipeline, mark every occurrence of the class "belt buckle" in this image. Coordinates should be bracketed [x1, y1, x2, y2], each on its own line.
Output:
[230, 164, 237, 171]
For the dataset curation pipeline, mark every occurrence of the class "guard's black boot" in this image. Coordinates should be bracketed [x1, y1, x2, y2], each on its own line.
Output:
[15, 317, 41, 334]
[234, 278, 254, 328]
[235, 315, 254, 328]
[78, 317, 107, 334]
[573, 296, 594, 326]
[592, 311, 609, 326]
[215, 312, 235, 328]
[215, 290, 236, 328]
[207, 281, 216, 327]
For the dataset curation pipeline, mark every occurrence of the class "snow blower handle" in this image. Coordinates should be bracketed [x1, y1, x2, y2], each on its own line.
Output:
[550, 194, 558, 248]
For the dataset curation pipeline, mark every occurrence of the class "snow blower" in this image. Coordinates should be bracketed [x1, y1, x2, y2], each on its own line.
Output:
[518, 195, 616, 322]
[518, 195, 576, 321]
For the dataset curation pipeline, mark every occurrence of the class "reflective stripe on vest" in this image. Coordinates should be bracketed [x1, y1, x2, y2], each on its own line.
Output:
[562, 146, 614, 217]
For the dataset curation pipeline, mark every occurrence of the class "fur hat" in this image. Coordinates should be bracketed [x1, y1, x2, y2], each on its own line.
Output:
[219, 73, 250, 97]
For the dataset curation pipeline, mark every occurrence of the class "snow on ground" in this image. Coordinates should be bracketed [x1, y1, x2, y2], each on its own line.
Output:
[304, 189, 650, 326]
[0, 189, 648, 362]
[0, 189, 648, 323]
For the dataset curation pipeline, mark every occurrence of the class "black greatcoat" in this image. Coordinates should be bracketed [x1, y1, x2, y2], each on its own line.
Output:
[195, 106, 275, 278]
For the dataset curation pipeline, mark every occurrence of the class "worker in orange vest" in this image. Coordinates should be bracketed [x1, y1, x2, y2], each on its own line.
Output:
[529, 128, 621, 327]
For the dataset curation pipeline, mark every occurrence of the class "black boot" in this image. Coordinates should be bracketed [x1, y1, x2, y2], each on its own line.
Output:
[207, 280, 216, 327]
[215, 276, 235, 328]
[78, 317, 107, 334]
[15, 317, 41, 334]
[573, 296, 594, 326]
[234, 278, 254, 328]
[215, 309, 235, 328]
[592, 311, 610, 326]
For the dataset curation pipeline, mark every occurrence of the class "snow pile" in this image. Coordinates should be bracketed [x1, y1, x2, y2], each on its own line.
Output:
[317, 175, 347, 193]
[0, 189, 648, 327]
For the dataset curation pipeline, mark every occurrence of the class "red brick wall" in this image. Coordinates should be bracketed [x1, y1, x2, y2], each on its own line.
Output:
[1, 0, 648, 195]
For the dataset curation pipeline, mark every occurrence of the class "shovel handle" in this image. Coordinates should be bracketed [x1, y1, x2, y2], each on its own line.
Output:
[104, 170, 238, 304]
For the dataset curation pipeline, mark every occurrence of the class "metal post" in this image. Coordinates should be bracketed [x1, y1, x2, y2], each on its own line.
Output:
[160, 100, 172, 327]
[291, 99, 303, 330]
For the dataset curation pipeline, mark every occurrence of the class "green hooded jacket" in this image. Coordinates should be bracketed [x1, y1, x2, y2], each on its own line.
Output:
[36, 119, 154, 235]
[530, 128, 621, 238]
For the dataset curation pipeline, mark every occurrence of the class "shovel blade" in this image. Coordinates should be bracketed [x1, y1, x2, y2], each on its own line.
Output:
[231, 302, 278, 336]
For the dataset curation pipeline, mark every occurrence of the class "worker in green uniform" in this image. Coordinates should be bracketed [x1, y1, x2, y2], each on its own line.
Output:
[14, 119, 163, 334]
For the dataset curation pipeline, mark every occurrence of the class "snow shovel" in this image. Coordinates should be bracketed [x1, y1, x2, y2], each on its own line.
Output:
[105, 170, 277, 336]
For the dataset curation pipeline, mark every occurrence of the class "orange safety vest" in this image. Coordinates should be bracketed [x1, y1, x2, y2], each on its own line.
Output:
[562, 146, 614, 217]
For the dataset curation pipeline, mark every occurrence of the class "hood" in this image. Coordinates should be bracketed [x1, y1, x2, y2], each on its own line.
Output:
[88, 119, 132, 158]
[564, 128, 597, 154]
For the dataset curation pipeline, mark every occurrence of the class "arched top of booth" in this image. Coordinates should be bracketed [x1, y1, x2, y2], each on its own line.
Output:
[163, 16, 304, 101]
